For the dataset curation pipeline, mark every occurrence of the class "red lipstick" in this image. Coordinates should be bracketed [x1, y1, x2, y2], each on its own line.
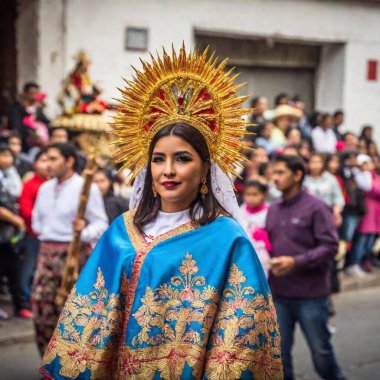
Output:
[161, 181, 180, 188]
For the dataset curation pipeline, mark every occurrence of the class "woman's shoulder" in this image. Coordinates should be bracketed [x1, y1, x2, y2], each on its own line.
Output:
[208, 215, 248, 240]
[120, 208, 136, 220]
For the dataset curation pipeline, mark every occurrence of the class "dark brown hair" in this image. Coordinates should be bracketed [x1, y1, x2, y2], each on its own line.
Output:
[274, 154, 307, 184]
[244, 180, 268, 194]
[133, 123, 229, 231]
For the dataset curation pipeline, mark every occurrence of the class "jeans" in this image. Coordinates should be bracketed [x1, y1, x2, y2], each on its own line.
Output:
[19, 235, 40, 309]
[274, 296, 345, 380]
[339, 213, 360, 242]
[349, 233, 376, 266]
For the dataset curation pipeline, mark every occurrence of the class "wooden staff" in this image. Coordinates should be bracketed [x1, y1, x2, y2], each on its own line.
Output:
[55, 155, 97, 307]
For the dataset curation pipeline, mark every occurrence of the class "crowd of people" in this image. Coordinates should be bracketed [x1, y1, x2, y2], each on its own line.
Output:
[0, 81, 379, 380]
[0, 82, 128, 324]
[237, 93, 380, 280]
[235, 93, 379, 379]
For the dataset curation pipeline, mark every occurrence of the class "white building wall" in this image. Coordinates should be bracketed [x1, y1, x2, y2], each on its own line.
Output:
[344, 42, 380, 137]
[37, 0, 66, 118]
[16, 0, 39, 91]
[34, 0, 380, 142]
[315, 44, 345, 114]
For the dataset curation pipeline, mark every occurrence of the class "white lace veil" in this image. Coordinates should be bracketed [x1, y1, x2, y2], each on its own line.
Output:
[128, 162, 243, 225]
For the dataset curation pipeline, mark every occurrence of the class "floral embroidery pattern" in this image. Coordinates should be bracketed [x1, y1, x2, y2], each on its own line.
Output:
[132, 252, 219, 347]
[42, 268, 129, 379]
[117, 255, 282, 380]
[205, 264, 283, 380]
[117, 253, 219, 379]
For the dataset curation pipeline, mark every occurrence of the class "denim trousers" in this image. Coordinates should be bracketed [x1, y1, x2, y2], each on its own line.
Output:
[339, 213, 360, 242]
[274, 296, 346, 380]
[18, 234, 40, 309]
[349, 233, 376, 266]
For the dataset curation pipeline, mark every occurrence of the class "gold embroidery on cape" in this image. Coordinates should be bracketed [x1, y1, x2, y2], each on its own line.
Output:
[41, 268, 129, 379]
[205, 264, 283, 380]
[132, 252, 219, 347]
[118, 252, 218, 379]
[117, 254, 282, 380]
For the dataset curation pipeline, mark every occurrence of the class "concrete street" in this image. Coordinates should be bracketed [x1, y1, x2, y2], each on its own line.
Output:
[0, 286, 379, 380]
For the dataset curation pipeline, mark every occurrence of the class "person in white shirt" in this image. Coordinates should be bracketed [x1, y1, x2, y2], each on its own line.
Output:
[31, 142, 108, 356]
[311, 113, 337, 153]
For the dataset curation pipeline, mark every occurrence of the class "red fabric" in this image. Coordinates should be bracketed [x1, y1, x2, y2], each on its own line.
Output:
[19, 174, 46, 236]
[335, 174, 349, 203]
[81, 99, 107, 113]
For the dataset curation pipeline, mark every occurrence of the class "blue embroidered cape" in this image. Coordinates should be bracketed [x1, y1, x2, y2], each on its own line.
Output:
[41, 210, 283, 379]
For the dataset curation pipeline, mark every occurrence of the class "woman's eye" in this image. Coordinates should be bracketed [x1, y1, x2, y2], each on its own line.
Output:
[177, 155, 191, 162]
[152, 156, 164, 163]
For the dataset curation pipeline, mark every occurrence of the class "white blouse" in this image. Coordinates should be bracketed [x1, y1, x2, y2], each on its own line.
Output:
[142, 209, 191, 243]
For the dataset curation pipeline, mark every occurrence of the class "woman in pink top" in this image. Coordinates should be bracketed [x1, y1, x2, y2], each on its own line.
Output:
[348, 155, 380, 274]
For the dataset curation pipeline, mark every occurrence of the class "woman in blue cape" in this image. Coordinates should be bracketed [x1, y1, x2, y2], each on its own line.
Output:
[41, 45, 283, 380]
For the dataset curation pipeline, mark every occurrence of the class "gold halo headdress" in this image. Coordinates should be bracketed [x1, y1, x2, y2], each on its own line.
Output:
[113, 44, 251, 180]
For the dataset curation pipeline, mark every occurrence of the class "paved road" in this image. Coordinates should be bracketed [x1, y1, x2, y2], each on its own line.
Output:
[293, 286, 380, 380]
[0, 286, 379, 380]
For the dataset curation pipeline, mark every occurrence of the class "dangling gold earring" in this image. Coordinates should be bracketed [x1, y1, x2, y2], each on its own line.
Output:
[152, 185, 157, 198]
[200, 178, 209, 199]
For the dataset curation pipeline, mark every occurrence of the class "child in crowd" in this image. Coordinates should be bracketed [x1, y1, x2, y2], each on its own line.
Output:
[240, 180, 271, 276]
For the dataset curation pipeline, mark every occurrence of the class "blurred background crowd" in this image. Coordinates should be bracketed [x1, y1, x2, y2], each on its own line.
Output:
[0, 79, 379, 321]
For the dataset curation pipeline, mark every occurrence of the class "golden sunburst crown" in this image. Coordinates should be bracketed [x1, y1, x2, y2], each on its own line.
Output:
[112, 44, 251, 179]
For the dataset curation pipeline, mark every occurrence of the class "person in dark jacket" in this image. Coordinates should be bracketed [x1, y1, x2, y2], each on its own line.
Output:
[0, 148, 28, 318]
[8, 82, 49, 152]
[93, 168, 128, 223]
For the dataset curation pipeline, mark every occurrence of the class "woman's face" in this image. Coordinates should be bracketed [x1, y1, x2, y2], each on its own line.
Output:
[251, 147, 269, 165]
[368, 142, 378, 156]
[0, 151, 14, 170]
[287, 129, 301, 145]
[299, 142, 311, 160]
[151, 135, 208, 212]
[308, 156, 324, 176]
[262, 124, 273, 139]
[358, 139, 368, 154]
[364, 128, 373, 139]
[276, 116, 291, 131]
[93, 171, 111, 196]
[327, 156, 340, 174]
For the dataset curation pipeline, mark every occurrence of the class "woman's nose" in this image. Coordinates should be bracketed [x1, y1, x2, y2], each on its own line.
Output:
[163, 159, 175, 177]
